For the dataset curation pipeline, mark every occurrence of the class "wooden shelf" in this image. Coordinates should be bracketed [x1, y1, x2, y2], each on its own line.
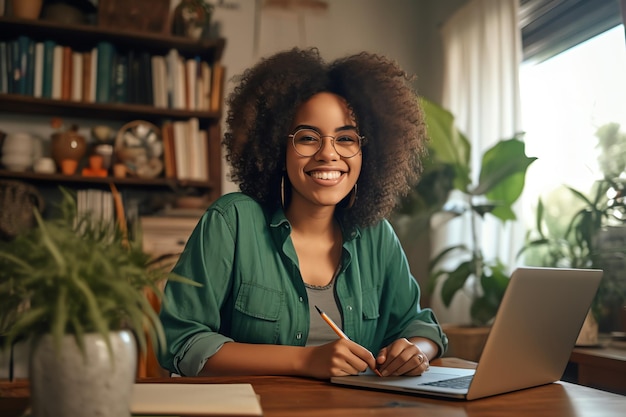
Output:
[0, 94, 221, 126]
[0, 170, 216, 191]
[0, 17, 226, 61]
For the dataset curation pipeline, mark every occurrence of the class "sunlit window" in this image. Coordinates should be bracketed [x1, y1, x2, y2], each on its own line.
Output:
[519, 25, 626, 229]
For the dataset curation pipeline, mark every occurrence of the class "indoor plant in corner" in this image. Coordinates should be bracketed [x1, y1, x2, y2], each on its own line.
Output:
[398, 99, 536, 361]
[0, 188, 196, 417]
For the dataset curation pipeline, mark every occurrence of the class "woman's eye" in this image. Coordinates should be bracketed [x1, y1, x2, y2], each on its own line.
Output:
[336, 135, 357, 143]
[299, 135, 319, 143]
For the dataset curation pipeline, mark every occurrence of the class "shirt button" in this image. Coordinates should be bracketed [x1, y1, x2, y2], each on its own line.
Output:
[299, 296, 303, 302]
[347, 305, 353, 311]
[296, 332, 302, 339]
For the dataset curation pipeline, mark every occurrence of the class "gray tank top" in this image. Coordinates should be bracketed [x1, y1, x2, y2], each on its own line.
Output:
[305, 268, 343, 346]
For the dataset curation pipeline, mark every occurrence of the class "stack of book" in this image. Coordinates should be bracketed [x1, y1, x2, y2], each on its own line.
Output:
[161, 117, 210, 182]
[0, 36, 224, 112]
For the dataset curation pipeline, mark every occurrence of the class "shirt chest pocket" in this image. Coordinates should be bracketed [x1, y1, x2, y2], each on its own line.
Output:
[233, 282, 283, 343]
[360, 288, 381, 345]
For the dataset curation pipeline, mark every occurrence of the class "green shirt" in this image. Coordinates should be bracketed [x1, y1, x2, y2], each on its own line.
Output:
[158, 192, 448, 376]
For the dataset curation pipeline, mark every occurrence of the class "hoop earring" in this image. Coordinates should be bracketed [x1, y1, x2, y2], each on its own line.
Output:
[281, 174, 286, 209]
[347, 184, 357, 209]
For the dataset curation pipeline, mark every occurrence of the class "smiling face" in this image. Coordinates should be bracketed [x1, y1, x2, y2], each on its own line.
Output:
[285, 92, 362, 212]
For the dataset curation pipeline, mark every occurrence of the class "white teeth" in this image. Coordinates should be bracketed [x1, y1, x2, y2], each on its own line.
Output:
[310, 171, 342, 180]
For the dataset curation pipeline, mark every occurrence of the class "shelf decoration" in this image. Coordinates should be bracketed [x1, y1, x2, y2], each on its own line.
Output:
[172, 0, 214, 40]
[50, 118, 87, 175]
[115, 120, 164, 179]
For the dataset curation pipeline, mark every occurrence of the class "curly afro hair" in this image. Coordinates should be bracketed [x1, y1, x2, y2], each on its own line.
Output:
[223, 47, 427, 229]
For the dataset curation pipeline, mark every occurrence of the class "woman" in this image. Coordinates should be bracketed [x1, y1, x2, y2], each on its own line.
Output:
[158, 47, 448, 379]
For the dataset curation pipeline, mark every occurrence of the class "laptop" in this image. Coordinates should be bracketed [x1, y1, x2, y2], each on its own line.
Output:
[330, 267, 603, 400]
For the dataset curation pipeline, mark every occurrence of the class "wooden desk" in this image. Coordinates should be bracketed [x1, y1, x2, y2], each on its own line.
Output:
[1, 358, 625, 417]
[568, 344, 626, 395]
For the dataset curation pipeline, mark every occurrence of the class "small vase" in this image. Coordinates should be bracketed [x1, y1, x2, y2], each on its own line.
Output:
[50, 131, 87, 171]
[11, 0, 43, 19]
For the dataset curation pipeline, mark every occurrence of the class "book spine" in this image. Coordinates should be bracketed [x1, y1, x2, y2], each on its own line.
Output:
[33, 41, 44, 97]
[81, 50, 91, 102]
[111, 51, 128, 103]
[51, 44, 63, 99]
[88, 46, 97, 102]
[71, 51, 82, 101]
[95, 41, 114, 103]
[0, 41, 8, 94]
[139, 51, 153, 105]
[41, 40, 55, 98]
[24, 37, 35, 96]
[210, 62, 224, 112]
[60, 45, 73, 100]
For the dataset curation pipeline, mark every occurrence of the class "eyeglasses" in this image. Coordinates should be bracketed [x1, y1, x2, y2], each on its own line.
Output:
[288, 128, 364, 158]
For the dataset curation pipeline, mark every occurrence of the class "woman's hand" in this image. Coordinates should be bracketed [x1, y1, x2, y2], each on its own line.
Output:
[302, 339, 378, 379]
[375, 338, 431, 376]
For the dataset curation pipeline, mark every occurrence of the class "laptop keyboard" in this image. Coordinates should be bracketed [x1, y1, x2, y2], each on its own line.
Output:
[421, 375, 474, 389]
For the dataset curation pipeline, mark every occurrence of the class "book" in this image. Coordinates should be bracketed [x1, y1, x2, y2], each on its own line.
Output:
[51, 44, 63, 99]
[0, 41, 8, 94]
[184, 57, 198, 110]
[13, 36, 31, 95]
[88, 46, 97, 102]
[71, 50, 83, 101]
[197, 128, 209, 181]
[111, 51, 128, 103]
[41, 40, 55, 98]
[210, 61, 224, 112]
[131, 383, 262, 416]
[60, 45, 73, 100]
[172, 120, 189, 180]
[33, 41, 43, 97]
[200, 60, 211, 111]
[166, 49, 185, 110]
[23, 37, 35, 96]
[95, 41, 115, 103]
[139, 51, 153, 105]
[81, 49, 92, 102]
[150, 54, 167, 108]
[161, 120, 176, 179]
[127, 49, 140, 104]
[186, 117, 200, 180]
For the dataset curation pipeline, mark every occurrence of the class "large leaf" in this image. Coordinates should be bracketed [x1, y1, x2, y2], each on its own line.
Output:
[420, 97, 472, 191]
[474, 137, 537, 221]
[440, 260, 473, 307]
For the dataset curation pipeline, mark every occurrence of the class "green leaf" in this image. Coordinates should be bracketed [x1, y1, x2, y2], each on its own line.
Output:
[419, 97, 472, 191]
[440, 261, 473, 307]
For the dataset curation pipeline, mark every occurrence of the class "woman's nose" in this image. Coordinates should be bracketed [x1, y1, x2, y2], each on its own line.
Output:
[315, 136, 338, 160]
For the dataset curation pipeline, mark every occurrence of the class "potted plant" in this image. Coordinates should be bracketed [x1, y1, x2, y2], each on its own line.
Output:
[519, 122, 626, 337]
[394, 99, 537, 360]
[0, 188, 196, 417]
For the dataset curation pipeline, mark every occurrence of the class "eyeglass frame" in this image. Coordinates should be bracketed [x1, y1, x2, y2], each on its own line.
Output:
[287, 128, 365, 159]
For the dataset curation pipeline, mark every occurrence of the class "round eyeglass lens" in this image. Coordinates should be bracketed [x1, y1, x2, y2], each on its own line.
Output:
[291, 129, 361, 158]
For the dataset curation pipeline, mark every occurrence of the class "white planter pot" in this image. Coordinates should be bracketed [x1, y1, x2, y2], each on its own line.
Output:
[29, 330, 137, 417]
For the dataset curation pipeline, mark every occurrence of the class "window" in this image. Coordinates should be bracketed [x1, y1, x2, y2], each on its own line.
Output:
[519, 0, 626, 229]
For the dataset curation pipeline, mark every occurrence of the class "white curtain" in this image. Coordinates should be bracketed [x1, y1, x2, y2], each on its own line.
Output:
[431, 0, 523, 324]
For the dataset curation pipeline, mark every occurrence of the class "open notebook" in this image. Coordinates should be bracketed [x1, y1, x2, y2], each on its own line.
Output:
[131, 383, 262, 416]
[331, 267, 602, 400]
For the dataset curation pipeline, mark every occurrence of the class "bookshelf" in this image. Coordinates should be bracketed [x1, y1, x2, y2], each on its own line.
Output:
[0, 16, 226, 216]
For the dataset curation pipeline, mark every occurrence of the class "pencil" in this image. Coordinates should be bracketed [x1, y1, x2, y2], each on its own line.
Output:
[314, 305, 383, 377]
[315, 305, 349, 340]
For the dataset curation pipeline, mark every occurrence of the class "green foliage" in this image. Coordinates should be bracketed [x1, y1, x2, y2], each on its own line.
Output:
[0, 188, 199, 358]
[397, 98, 536, 326]
[519, 179, 626, 327]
